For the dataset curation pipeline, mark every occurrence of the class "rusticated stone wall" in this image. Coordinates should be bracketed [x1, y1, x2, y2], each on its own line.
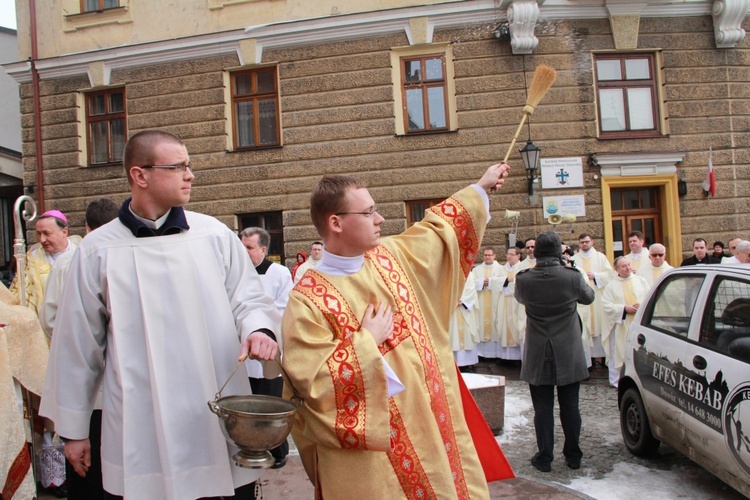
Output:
[18, 15, 750, 262]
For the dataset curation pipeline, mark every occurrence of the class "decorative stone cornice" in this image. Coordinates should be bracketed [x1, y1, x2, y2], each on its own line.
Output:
[507, 1, 540, 55]
[2, 0, 742, 84]
[712, 0, 749, 48]
[596, 152, 685, 178]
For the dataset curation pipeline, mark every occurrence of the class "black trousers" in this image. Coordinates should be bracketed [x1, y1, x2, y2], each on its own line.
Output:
[249, 376, 289, 461]
[528, 382, 582, 466]
[104, 482, 256, 500]
[66, 410, 105, 499]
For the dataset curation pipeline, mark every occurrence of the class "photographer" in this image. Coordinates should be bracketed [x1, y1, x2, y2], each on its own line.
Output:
[515, 231, 595, 472]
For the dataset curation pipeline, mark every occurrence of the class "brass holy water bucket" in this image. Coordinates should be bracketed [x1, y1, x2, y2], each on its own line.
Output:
[208, 354, 301, 469]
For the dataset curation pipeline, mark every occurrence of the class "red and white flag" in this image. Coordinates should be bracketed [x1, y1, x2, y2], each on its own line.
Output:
[701, 146, 716, 197]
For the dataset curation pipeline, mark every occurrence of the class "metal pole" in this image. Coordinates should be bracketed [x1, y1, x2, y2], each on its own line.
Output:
[13, 195, 37, 308]
[12, 195, 40, 491]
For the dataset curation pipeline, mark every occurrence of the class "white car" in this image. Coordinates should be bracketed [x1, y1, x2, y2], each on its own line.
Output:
[619, 264, 750, 497]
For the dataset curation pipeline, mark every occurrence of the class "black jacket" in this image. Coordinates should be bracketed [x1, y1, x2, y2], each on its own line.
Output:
[515, 257, 595, 386]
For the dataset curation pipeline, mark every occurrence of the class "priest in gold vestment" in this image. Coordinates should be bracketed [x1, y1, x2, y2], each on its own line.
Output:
[9, 211, 81, 317]
[282, 164, 510, 499]
[638, 243, 673, 288]
[471, 248, 503, 358]
[602, 257, 650, 388]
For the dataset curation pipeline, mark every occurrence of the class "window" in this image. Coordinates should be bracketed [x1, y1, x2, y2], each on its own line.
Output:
[81, 0, 119, 12]
[642, 274, 705, 337]
[238, 211, 284, 264]
[231, 67, 281, 149]
[594, 53, 662, 138]
[700, 277, 750, 362]
[406, 199, 443, 227]
[86, 88, 126, 166]
[401, 54, 449, 133]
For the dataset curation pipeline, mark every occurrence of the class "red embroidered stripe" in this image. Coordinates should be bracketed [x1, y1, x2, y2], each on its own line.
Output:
[295, 272, 367, 450]
[428, 197, 480, 279]
[367, 246, 470, 499]
[387, 401, 436, 499]
[2, 444, 31, 499]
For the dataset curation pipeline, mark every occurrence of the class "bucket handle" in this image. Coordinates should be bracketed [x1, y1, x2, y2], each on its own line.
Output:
[213, 351, 304, 406]
[215, 353, 250, 400]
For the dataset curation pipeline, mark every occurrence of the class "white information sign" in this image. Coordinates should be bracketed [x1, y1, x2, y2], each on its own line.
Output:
[542, 195, 586, 219]
[540, 157, 584, 189]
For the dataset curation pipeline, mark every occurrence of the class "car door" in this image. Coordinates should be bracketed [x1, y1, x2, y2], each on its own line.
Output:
[686, 273, 750, 485]
[629, 271, 707, 445]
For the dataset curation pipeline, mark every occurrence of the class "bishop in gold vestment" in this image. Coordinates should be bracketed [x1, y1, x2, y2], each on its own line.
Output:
[282, 171, 508, 499]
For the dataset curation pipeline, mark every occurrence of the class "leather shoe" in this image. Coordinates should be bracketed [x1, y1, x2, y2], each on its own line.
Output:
[566, 460, 581, 470]
[271, 457, 287, 469]
[530, 458, 551, 473]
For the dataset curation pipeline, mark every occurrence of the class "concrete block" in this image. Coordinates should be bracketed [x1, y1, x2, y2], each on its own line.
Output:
[462, 373, 505, 435]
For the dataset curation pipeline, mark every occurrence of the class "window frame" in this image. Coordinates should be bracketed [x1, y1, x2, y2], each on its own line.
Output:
[80, 0, 119, 12]
[230, 66, 282, 151]
[699, 275, 750, 363]
[238, 211, 285, 265]
[641, 273, 706, 339]
[85, 87, 127, 167]
[400, 53, 450, 134]
[593, 52, 663, 139]
[406, 198, 443, 227]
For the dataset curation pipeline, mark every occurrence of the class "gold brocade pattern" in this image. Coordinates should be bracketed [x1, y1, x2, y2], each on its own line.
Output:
[295, 273, 368, 450]
[429, 198, 479, 279]
[387, 400, 435, 499]
[367, 246, 471, 499]
[480, 268, 493, 341]
[622, 280, 637, 306]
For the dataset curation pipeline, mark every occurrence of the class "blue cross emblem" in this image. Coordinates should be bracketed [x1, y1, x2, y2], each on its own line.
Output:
[556, 168, 569, 185]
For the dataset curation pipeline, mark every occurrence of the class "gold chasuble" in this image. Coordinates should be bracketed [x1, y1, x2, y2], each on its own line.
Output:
[282, 187, 493, 499]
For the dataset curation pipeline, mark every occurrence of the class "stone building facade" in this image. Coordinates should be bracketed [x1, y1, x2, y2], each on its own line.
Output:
[4, 0, 750, 267]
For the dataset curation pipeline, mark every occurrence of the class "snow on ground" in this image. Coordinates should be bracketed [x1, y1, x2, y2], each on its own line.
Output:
[497, 384, 532, 445]
[562, 461, 745, 499]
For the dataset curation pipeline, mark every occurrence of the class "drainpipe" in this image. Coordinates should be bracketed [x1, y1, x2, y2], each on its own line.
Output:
[29, 0, 45, 213]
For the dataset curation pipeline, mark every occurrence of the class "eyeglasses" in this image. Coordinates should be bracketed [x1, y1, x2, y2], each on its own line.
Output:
[650, 253, 665, 257]
[141, 164, 191, 172]
[335, 207, 378, 217]
[579, 240, 592, 244]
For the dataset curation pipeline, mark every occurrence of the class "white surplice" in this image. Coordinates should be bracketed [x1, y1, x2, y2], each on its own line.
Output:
[470, 261, 503, 357]
[450, 272, 480, 366]
[572, 248, 613, 357]
[39, 212, 281, 499]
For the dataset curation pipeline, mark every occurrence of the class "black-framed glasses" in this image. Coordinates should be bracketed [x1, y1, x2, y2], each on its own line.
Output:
[141, 163, 191, 172]
[335, 207, 378, 217]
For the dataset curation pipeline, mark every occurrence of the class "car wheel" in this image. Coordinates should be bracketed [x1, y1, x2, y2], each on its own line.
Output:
[620, 387, 660, 457]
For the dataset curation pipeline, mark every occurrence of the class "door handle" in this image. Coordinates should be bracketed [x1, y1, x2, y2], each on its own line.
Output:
[693, 355, 707, 370]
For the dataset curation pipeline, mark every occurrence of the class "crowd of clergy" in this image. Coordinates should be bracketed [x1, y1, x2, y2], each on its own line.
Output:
[3, 160, 747, 498]
[449, 230, 750, 388]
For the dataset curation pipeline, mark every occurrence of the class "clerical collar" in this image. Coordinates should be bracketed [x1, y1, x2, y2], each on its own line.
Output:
[631, 250, 645, 260]
[615, 274, 633, 281]
[255, 258, 273, 275]
[580, 248, 596, 258]
[45, 240, 74, 264]
[118, 198, 190, 238]
[316, 249, 365, 276]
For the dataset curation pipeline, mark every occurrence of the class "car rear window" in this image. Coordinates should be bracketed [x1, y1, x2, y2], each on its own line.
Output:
[699, 276, 750, 363]
[642, 274, 705, 337]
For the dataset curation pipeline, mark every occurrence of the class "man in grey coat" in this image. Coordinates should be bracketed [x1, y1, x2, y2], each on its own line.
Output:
[515, 231, 595, 472]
